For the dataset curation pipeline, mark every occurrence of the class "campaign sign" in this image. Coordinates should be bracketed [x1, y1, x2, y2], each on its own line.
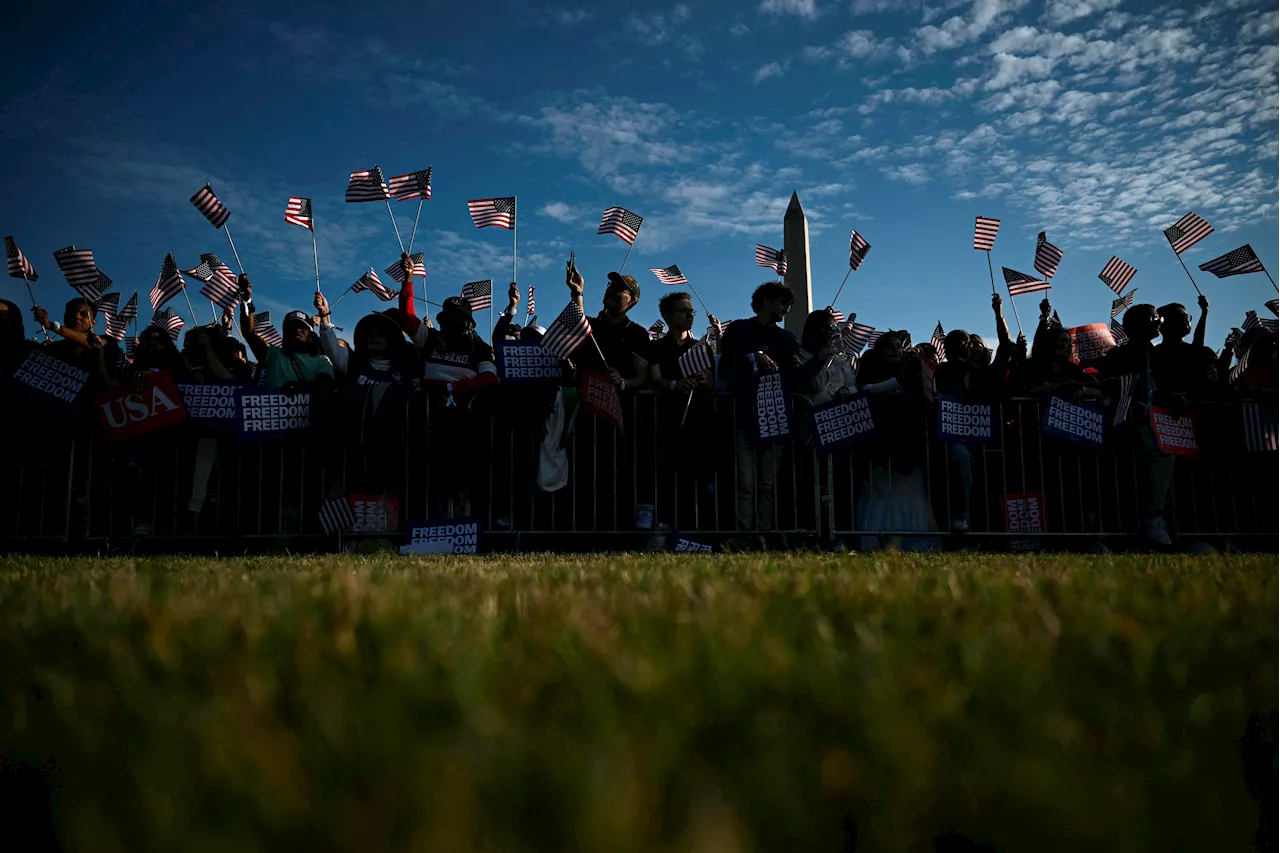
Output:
[581, 370, 624, 433]
[1149, 406, 1199, 457]
[1041, 394, 1107, 451]
[178, 382, 245, 429]
[495, 340, 563, 386]
[670, 531, 717, 552]
[749, 370, 792, 446]
[1067, 323, 1116, 363]
[936, 395, 995, 446]
[1003, 492, 1047, 534]
[11, 346, 89, 411]
[235, 388, 312, 442]
[350, 494, 400, 533]
[400, 517, 482, 554]
[809, 393, 876, 454]
[94, 370, 189, 442]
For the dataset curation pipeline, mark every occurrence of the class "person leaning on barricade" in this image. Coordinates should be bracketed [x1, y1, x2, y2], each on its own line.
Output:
[237, 275, 334, 390]
[1153, 296, 1218, 402]
[31, 297, 120, 390]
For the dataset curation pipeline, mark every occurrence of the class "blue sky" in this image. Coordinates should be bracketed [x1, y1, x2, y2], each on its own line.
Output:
[1, 0, 1276, 349]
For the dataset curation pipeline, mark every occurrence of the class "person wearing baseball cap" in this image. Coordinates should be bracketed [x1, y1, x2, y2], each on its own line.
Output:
[565, 263, 650, 392]
[238, 275, 334, 387]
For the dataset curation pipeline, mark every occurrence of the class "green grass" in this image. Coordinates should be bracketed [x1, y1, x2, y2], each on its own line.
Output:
[0, 553, 1274, 852]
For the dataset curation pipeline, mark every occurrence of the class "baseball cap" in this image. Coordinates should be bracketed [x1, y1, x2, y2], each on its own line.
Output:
[283, 310, 313, 329]
[606, 272, 640, 303]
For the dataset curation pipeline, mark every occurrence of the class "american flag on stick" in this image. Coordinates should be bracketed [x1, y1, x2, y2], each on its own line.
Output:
[346, 167, 391, 203]
[199, 267, 240, 311]
[678, 341, 714, 378]
[1034, 232, 1063, 279]
[974, 216, 1000, 251]
[1163, 212, 1213, 255]
[201, 253, 239, 298]
[253, 311, 284, 347]
[77, 270, 112, 304]
[149, 253, 187, 311]
[648, 319, 665, 340]
[1243, 310, 1278, 335]
[1113, 374, 1136, 426]
[842, 321, 876, 355]
[1111, 290, 1135, 318]
[468, 196, 516, 230]
[1003, 267, 1050, 297]
[541, 301, 592, 359]
[384, 253, 426, 284]
[285, 196, 313, 230]
[1266, 298, 1278, 317]
[352, 269, 397, 301]
[864, 331, 884, 350]
[104, 292, 137, 342]
[94, 292, 119, 326]
[5, 237, 37, 281]
[149, 307, 184, 341]
[190, 184, 231, 229]
[1110, 319, 1129, 346]
[1099, 255, 1137, 295]
[1242, 401, 1278, 453]
[849, 229, 871, 270]
[319, 482, 356, 535]
[388, 168, 432, 201]
[527, 285, 536, 316]
[598, 206, 643, 245]
[1199, 244, 1264, 278]
[827, 307, 845, 325]
[54, 246, 97, 290]
[650, 265, 687, 286]
[755, 244, 787, 277]
[462, 280, 493, 312]
[930, 322, 946, 362]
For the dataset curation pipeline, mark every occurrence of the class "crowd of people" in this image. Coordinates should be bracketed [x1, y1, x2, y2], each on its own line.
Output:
[2, 251, 1276, 550]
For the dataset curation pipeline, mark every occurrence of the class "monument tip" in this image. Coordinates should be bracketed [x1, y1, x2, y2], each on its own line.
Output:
[785, 190, 804, 217]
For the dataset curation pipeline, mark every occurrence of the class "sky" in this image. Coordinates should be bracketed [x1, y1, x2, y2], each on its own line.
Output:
[0, 0, 1276, 350]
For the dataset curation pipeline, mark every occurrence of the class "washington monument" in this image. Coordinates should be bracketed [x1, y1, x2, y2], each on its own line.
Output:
[782, 191, 812, 340]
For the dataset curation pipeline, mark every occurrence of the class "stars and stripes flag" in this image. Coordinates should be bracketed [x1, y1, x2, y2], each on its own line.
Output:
[527, 285, 536, 316]
[54, 246, 98, 291]
[75, 270, 112, 305]
[864, 330, 884, 350]
[705, 319, 722, 345]
[199, 267, 240, 311]
[974, 216, 1000, 251]
[841, 321, 875, 355]
[94, 292, 119, 326]
[104, 292, 137, 341]
[1229, 341, 1252, 384]
[1003, 267, 1051, 297]
[678, 341, 714, 378]
[1266, 298, 1278, 317]
[598, 206, 643, 245]
[319, 482, 356, 534]
[467, 196, 516, 229]
[1111, 289, 1136, 318]
[540, 301, 592, 359]
[352, 269, 397, 301]
[201, 253, 240, 298]
[184, 258, 215, 282]
[462, 280, 493, 311]
[346, 167, 390, 202]
[285, 196, 313, 230]
[1243, 310, 1278, 335]
[1163, 212, 1213, 255]
[930, 322, 946, 361]
[149, 253, 187, 311]
[124, 337, 139, 360]
[1099, 256, 1137, 294]
[650, 265, 687, 286]
[5, 237, 37, 281]
[388, 167, 432, 201]
[1051, 309, 1062, 328]
[1242, 401, 1278, 453]
[1110, 319, 1128, 346]
[1199, 244, 1264, 278]
[827, 307, 845, 325]
[253, 311, 284, 347]
[1034, 232, 1063, 279]
[149, 307, 184, 341]
[1113, 374, 1136, 426]
[755, 244, 787, 277]
[648, 319, 666, 340]
[849, 229, 871, 270]
[384, 253, 425, 284]
[190, 184, 231, 229]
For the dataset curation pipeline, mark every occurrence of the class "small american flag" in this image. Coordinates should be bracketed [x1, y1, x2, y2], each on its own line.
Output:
[849, 229, 871, 270]
[184, 259, 215, 282]
[124, 337, 138, 359]
[1229, 342, 1251, 384]
[1242, 401, 1278, 452]
[5, 236, 37, 281]
[1199, 244, 1264, 278]
[149, 253, 187, 311]
[678, 341, 714, 378]
[974, 216, 1000, 251]
[527, 285, 536, 316]
[1266, 298, 1278, 317]
[468, 196, 516, 230]
[650, 265, 687, 286]
[1113, 374, 1136, 426]
[541, 301, 592, 359]
[104, 292, 137, 342]
[319, 482, 356, 534]
[755, 244, 787, 277]
[1110, 319, 1128, 345]
[930, 321, 946, 361]
[352, 269, 398, 301]
[200, 268, 240, 311]
[190, 184, 231, 229]
[842, 321, 875, 355]
[77, 270, 112, 304]
[1111, 289, 1136, 318]
[1099, 256, 1137, 294]
[384, 253, 425, 284]
[346, 167, 391, 203]
[54, 246, 97, 290]
[1034, 232, 1063, 279]
[150, 307, 184, 341]
[253, 311, 283, 347]
[1003, 267, 1050, 297]
[201, 253, 239, 297]
[827, 307, 845, 325]
[648, 319, 665, 339]
[94, 292, 119, 325]
[864, 331, 884, 350]
[598, 206, 643, 245]
[1163, 212, 1213, 255]
[285, 196, 313, 230]
[388, 167, 432, 201]
[1051, 309, 1062, 328]
[462, 280, 493, 311]
[1243, 310, 1278, 335]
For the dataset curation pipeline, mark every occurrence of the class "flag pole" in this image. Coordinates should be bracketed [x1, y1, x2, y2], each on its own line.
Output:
[385, 200, 405, 252]
[330, 285, 354, 310]
[1171, 250, 1203, 297]
[512, 199, 518, 287]
[208, 299, 218, 325]
[1005, 289, 1024, 337]
[619, 241, 635, 273]
[21, 271, 51, 341]
[1258, 259, 1279, 292]
[310, 228, 321, 294]
[180, 286, 198, 331]
[407, 199, 424, 253]
[985, 250, 997, 295]
[220, 225, 245, 275]
[829, 268, 853, 309]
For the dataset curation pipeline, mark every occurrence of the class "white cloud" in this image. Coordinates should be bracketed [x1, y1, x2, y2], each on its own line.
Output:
[759, 0, 820, 19]
[883, 163, 931, 184]
[914, 0, 1026, 54]
[804, 29, 902, 65]
[1041, 0, 1121, 27]
[550, 8, 593, 26]
[730, 21, 750, 35]
[754, 62, 788, 82]
[540, 202, 577, 222]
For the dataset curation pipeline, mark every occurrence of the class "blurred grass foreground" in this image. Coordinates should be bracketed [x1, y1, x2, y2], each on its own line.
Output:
[0, 553, 1275, 852]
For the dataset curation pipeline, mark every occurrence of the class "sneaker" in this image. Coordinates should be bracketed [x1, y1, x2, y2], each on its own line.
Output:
[1143, 517, 1172, 547]
[951, 515, 970, 534]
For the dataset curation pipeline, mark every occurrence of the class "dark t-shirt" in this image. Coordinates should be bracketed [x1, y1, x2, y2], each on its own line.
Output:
[1152, 340, 1218, 399]
[584, 314, 650, 377]
[649, 334, 700, 382]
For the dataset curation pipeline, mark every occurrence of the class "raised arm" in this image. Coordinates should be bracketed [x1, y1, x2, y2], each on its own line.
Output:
[313, 291, 348, 374]
[567, 260, 584, 311]
[991, 293, 1011, 347]
[1193, 293, 1208, 349]
[237, 275, 269, 364]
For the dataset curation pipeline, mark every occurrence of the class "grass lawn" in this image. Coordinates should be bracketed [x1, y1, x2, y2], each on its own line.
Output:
[0, 552, 1275, 852]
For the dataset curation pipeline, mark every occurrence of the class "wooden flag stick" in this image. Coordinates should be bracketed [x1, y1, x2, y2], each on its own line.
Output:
[1172, 250, 1203, 297]
[407, 199, 424, 253]
[830, 268, 853, 308]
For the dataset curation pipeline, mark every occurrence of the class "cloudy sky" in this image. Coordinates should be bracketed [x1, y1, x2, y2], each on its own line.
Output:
[1, 0, 1275, 346]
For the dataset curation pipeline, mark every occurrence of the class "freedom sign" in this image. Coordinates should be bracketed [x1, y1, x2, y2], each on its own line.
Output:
[235, 388, 312, 442]
[581, 370, 624, 433]
[11, 346, 89, 411]
[400, 517, 482, 554]
[1003, 491, 1047, 534]
[670, 531, 717, 552]
[1148, 406, 1199, 457]
[350, 494, 401, 533]
[1066, 323, 1116, 363]
[495, 340, 564, 386]
[936, 395, 995, 446]
[94, 370, 189, 442]
[178, 382, 245, 429]
[749, 370, 792, 446]
[1042, 393, 1107, 451]
[809, 393, 876, 454]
